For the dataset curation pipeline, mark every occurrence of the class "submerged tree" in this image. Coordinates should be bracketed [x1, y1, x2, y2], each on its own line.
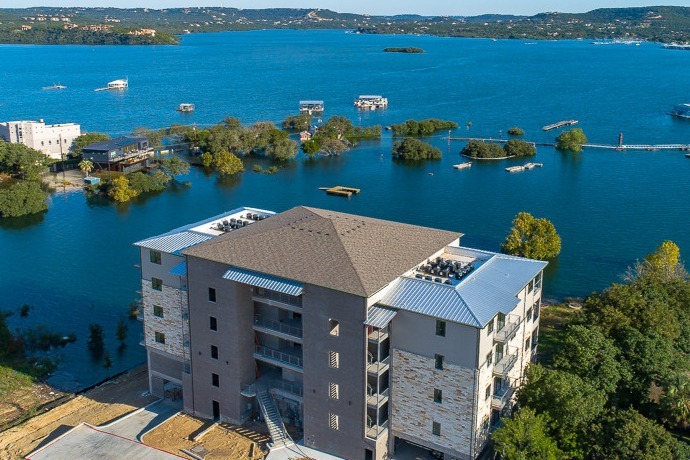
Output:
[87, 323, 104, 353]
[501, 212, 561, 259]
[555, 128, 587, 153]
[159, 156, 190, 181]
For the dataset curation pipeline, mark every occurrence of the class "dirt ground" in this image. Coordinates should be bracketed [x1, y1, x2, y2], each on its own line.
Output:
[143, 413, 270, 460]
[0, 382, 68, 431]
[44, 169, 86, 193]
[0, 365, 157, 460]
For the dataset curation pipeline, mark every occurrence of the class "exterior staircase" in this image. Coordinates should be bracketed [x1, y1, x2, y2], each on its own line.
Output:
[257, 389, 293, 449]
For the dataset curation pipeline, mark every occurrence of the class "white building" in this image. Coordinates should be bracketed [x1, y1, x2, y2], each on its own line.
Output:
[0, 120, 81, 159]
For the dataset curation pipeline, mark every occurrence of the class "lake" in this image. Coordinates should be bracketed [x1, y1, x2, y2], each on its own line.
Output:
[1, 30, 689, 390]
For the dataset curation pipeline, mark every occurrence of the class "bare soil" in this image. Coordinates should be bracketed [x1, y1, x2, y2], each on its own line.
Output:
[0, 366, 156, 460]
[0, 382, 68, 431]
[142, 413, 270, 460]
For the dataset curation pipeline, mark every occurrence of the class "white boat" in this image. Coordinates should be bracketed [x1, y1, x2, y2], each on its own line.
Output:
[43, 83, 67, 90]
[177, 103, 195, 113]
[506, 165, 525, 173]
[670, 103, 690, 119]
[95, 78, 128, 92]
[453, 162, 472, 170]
[354, 95, 388, 110]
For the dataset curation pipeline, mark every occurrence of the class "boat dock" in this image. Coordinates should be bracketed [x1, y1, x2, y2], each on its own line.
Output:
[300, 100, 324, 114]
[447, 136, 690, 151]
[320, 186, 361, 197]
[506, 162, 543, 173]
[542, 120, 578, 131]
[453, 162, 472, 170]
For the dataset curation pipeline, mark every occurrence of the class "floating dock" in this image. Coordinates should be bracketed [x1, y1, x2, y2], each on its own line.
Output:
[506, 163, 543, 173]
[321, 186, 361, 198]
[542, 120, 578, 131]
[453, 162, 472, 170]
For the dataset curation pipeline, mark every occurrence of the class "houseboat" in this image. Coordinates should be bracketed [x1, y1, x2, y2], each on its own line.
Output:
[299, 100, 324, 114]
[354, 95, 388, 110]
[177, 103, 195, 113]
[670, 104, 690, 119]
[94, 78, 128, 92]
[453, 162, 472, 170]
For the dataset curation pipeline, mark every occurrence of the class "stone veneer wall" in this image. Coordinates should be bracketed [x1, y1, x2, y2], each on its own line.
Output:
[143, 281, 186, 358]
[391, 348, 476, 459]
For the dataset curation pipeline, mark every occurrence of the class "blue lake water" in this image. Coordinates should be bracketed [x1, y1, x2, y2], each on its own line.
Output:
[1, 30, 690, 389]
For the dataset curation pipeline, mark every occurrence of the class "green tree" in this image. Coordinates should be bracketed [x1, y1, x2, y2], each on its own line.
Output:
[555, 128, 588, 153]
[501, 212, 561, 259]
[108, 176, 138, 203]
[661, 373, 690, 430]
[392, 137, 442, 160]
[159, 156, 190, 181]
[87, 323, 104, 352]
[132, 127, 163, 149]
[301, 139, 320, 156]
[78, 159, 94, 177]
[508, 127, 525, 136]
[636, 240, 687, 282]
[553, 325, 625, 395]
[0, 180, 49, 218]
[70, 132, 110, 157]
[461, 139, 505, 159]
[116, 320, 128, 346]
[0, 142, 49, 180]
[127, 170, 169, 194]
[265, 136, 298, 161]
[282, 113, 313, 131]
[391, 119, 458, 136]
[492, 408, 562, 460]
[214, 149, 244, 175]
[318, 137, 350, 156]
[200, 152, 213, 167]
[503, 139, 536, 157]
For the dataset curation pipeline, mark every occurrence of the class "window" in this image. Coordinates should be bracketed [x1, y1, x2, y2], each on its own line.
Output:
[328, 413, 339, 430]
[526, 307, 533, 321]
[434, 354, 444, 370]
[329, 319, 339, 336]
[535, 272, 543, 291]
[211, 345, 218, 359]
[210, 316, 217, 331]
[436, 320, 446, 337]
[497, 312, 506, 331]
[528, 279, 534, 293]
[533, 299, 541, 321]
[153, 305, 164, 318]
[212, 373, 219, 387]
[532, 328, 539, 349]
[149, 250, 161, 264]
[485, 384, 491, 401]
[525, 336, 531, 351]
[208, 287, 216, 302]
[434, 388, 442, 404]
[154, 332, 165, 344]
[487, 319, 494, 335]
[151, 277, 162, 291]
[329, 351, 339, 369]
[432, 421, 441, 436]
[329, 382, 339, 400]
[486, 351, 493, 368]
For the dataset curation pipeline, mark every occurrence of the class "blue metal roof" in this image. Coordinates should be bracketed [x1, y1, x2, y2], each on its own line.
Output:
[169, 261, 187, 276]
[135, 231, 213, 255]
[82, 136, 147, 152]
[223, 267, 303, 296]
[365, 305, 397, 329]
[378, 252, 547, 328]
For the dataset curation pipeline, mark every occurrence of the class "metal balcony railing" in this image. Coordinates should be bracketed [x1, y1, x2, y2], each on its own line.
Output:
[492, 386, 514, 409]
[272, 379, 304, 398]
[494, 315, 521, 343]
[254, 345, 303, 369]
[253, 288, 302, 307]
[494, 351, 518, 377]
[367, 355, 390, 374]
[254, 315, 303, 339]
[367, 388, 390, 407]
[365, 420, 389, 439]
[367, 328, 389, 343]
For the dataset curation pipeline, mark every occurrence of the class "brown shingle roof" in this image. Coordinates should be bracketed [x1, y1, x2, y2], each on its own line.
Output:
[183, 206, 462, 297]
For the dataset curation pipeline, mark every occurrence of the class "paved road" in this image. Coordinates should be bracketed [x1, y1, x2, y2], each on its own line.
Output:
[100, 400, 181, 441]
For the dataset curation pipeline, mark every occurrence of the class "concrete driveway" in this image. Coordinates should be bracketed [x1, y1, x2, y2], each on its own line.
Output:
[100, 400, 181, 441]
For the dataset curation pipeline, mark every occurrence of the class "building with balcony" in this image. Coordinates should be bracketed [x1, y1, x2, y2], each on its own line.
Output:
[82, 136, 151, 173]
[0, 119, 81, 160]
[135, 206, 545, 460]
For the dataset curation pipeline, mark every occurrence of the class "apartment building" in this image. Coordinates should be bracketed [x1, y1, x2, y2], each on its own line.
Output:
[135, 206, 545, 460]
[0, 119, 81, 159]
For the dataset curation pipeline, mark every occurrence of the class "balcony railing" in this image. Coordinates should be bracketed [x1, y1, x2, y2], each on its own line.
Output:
[254, 345, 303, 370]
[492, 386, 514, 409]
[241, 379, 304, 400]
[367, 355, 390, 374]
[272, 379, 304, 399]
[367, 328, 389, 343]
[253, 288, 302, 307]
[494, 351, 518, 377]
[254, 315, 303, 339]
[366, 420, 389, 440]
[494, 315, 521, 343]
[367, 388, 390, 407]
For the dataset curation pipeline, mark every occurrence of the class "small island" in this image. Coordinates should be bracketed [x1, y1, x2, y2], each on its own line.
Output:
[383, 47, 425, 53]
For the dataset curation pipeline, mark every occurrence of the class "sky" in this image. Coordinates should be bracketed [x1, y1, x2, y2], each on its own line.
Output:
[2, 1, 690, 16]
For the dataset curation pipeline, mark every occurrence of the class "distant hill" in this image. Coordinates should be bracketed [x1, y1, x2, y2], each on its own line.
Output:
[1, 6, 690, 45]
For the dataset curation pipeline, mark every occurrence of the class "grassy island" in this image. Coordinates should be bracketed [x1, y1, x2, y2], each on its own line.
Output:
[391, 119, 458, 136]
[383, 47, 424, 53]
[461, 139, 536, 159]
[392, 138, 441, 160]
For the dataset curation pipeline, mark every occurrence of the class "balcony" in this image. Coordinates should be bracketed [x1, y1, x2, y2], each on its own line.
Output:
[367, 328, 389, 343]
[253, 288, 302, 313]
[493, 351, 518, 377]
[494, 315, 521, 343]
[367, 355, 390, 375]
[241, 378, 304, 401]
[365, 420, 389, 440]
[254, 345, 303, 372]
[367, 388, 390, 408]
[492, 386, 514, 409]
[253, 315, 303, 342]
